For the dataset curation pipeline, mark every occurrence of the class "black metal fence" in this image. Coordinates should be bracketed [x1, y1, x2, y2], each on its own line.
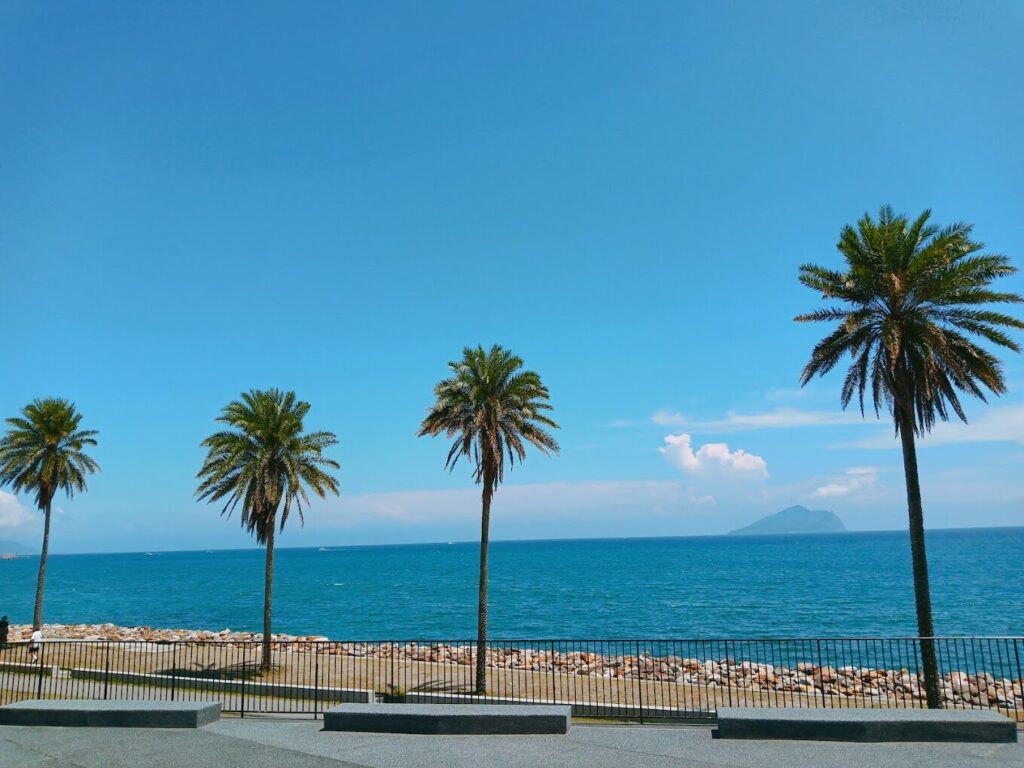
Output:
[1, 637, 1021, 722]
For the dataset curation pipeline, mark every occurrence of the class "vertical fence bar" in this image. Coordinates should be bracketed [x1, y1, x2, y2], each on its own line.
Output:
[635, 640, 643, 724]
[992, 638, 1003, 713]
[550, 640, 556, 705]
[240, 644, 246, 718]
[314, 644, 320, 719]
[725, 640, 732, 709]
[968, 638, 980, 711]
[1013, 639, 1023, 721]
[103, 642, 110, 700]
[170, 644, 178, 702]
[954, 638, 966, 710]
[36, 641, 44, 698]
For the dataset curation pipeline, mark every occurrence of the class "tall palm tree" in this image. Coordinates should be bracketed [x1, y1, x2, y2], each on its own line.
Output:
[796, 206, 1023, 708]
[0, 398, 100, 630]
[196, 389, 340, 671]
[418, 345, 559, 694]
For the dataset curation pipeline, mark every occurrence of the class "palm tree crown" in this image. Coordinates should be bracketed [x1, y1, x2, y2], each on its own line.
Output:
[418, 344, 559, 488]
[797, 206, 1023, 431]
[195, 388, 340, 542]
[0, 398, 99, 509]
[0, 397, 99, 629]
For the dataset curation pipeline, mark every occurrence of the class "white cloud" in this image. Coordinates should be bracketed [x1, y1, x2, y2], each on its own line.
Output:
[811, 467, 879, 498]
[312, 480, 699, 527]
[652, 407, 864, 433]
[687, 490, 717, 506]
[765, 387, 809, 402]
[603, 419, 640, 428]
[911, 465, 1024, 507]
[845, 404, 1024, 449]
[652, 410, 689, 426]
[659, 433, 769, 477]
[0, 491, 35, 535]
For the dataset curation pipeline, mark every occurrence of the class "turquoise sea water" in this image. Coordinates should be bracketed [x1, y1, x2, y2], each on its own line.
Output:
[1, 528, 1021, 639]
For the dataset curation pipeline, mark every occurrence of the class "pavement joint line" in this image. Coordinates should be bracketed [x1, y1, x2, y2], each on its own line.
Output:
[207, 727, 378, 768]
[307, 734, 400, 759]
[563, 732, 751, 768]
[1, 733, 93, 768]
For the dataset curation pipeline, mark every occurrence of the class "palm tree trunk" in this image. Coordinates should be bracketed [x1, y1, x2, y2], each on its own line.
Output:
[475, 477, 493, 695]
[261, 523, 275, 672]
[32, 502, 52, 631]
[897, 409, 942, 709]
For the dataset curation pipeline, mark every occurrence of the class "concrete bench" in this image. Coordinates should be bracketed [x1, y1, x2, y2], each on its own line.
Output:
[402, 691, 708, 720]
[323, 703, 571, 734]
[0, 699, 221, 728]
[714, 707, 1018, 743]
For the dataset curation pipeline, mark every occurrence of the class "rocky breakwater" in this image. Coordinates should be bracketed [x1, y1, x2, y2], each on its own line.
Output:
[5, 624, 1021, 712]
[395, 645, 1022, 711]
[5, 622, 331, 645]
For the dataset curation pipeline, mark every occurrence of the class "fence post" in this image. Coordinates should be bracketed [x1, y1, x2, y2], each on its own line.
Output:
[816, 639, 824, 709]
[1013, 640, 1023, 723]
[240, 644, 246, 719]
[171, 644, 178, 701]
[103, 643, 111, 700]
[36, 642, 44, 698]
[550, 641, 557, 704]
[635, 640, 643, 725]
[389, 642, 395, 699]
[726, 641, 733, 709]
[314, 645, 320, 719]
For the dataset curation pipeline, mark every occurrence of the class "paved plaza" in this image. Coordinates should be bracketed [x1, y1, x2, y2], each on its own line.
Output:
[1, 717, 1022, 768]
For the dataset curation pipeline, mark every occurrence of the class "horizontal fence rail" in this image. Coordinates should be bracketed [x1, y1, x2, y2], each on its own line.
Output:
[1, 637, 1021, 722]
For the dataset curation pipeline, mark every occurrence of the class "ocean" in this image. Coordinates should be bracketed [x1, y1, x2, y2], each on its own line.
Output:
[1, 528, 1021, 639]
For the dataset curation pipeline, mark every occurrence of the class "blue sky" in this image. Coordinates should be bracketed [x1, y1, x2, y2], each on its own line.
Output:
[1, 1, 1022, 554]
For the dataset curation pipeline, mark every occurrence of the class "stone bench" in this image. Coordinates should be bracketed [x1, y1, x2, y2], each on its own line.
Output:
[714, 707, 1018, 743]
[323, 703, 571, 734]
[0, 699, 221, 728]
[402, 691, 707, 720]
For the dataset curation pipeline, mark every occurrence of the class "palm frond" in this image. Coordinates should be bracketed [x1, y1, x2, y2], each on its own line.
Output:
[195, 389, 340, 543]
[797, 206, 1023, 435]
[418, 345, 560, 494]
[0, 398, 100, 510]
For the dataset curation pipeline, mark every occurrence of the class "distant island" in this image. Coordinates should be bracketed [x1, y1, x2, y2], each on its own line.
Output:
[729, 505, 846, 536]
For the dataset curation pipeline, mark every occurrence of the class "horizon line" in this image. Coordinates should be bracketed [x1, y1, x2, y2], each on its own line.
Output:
[7, 524, 1023, 558]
